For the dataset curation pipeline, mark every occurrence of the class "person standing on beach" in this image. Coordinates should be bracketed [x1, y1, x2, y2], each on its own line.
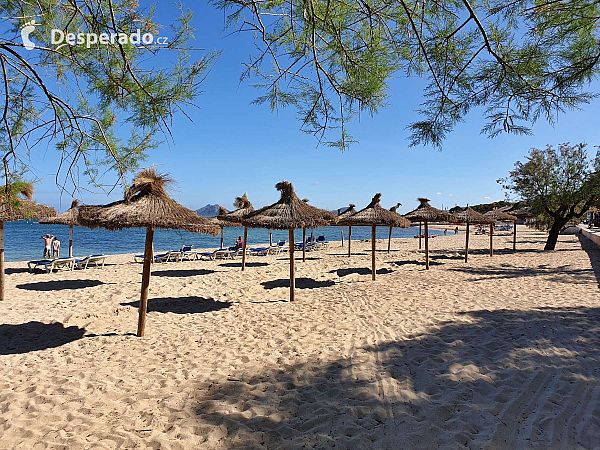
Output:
[41, 234, 54, 259]
[454, 226, 459, 234]
[52, 238, 61, 258]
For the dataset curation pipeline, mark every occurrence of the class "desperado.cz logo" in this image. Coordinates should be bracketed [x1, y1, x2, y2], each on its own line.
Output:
[20, 21, 168, 50]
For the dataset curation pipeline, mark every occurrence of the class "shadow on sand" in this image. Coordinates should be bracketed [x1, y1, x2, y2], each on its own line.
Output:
[16, 279, 105, 291]
[329, 267, 393, 277]
[192, 306, 600, 449]
[261, 278, 335, 290]
[152, 269, 216, 277]
[121, 296, 231, 314]
[219, 262, 269, 268]
[0, 321, 86, 355]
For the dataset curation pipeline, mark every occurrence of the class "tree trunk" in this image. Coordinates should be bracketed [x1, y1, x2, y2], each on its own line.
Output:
[545, 219, 568, 250]
[0, 222, 4, 301]
[137, 227, 154, 337]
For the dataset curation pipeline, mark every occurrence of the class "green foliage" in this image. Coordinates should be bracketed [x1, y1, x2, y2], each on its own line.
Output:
[0, 0, 218, 192]
[449, 201, 511, 214]
[499, 142, 600, 249]
[213, 0, 600, 150]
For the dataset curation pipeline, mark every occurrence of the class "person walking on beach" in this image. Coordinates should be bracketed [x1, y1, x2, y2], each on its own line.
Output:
[52, 238, 61, 258]
[444, 229, 447, 236]
[454, 226, 459, 234]
[41, 234, 54, 259]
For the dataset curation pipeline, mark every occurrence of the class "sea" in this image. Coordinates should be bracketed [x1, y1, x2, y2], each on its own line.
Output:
[3, 220, 448, 262]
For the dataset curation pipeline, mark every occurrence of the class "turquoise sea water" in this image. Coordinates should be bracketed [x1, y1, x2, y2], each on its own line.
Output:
[3, 220, 448, 262]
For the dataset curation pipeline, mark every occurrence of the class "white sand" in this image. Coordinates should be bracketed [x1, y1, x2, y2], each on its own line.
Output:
[1, 227, 599, 449]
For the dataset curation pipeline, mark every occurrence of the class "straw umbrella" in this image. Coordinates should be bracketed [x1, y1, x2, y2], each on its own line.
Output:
[404, 198, 457, 269]
[454, 207, 496, 262]
[1, 183, 57, 301]
[507, 208, 535, 250]
[388, 203, 402, 253]
[78, 168, 219, 337]
[241, 181, 336, 302]
[339, 194, 410, 280]
[338, 204, 357, 256]
[39, 199, 80, 257]
[218, 193, 254, 271]
[484, 209, 517, 256]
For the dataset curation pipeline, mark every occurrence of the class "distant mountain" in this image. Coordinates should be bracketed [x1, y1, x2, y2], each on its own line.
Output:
[330, 206, 350, 214]
[195, 204, 225, 218]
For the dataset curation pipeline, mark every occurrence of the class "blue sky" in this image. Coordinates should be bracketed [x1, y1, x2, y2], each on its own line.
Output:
[23, 2, 600, 215]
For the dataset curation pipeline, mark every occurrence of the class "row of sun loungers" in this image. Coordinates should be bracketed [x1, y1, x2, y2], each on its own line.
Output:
[28, 254, 107, 273]
[132, 238, 329, 265]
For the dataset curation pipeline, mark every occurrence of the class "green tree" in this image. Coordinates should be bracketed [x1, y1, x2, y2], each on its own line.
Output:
[0, 0, 217, 198]
[500, 143, 600, 250]
[212, 0, 600, 150]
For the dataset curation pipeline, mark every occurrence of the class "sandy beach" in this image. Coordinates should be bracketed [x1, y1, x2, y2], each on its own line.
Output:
[1, 226, 599, 449]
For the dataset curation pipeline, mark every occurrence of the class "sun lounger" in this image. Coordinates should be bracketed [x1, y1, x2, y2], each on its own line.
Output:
[75, 254, 107, 269]
[28, 257, 76, 273]
[176, 245, 195, 261]
[316, 235, 328, 247]
[199, 248, 233, 260]
[134, 251, 175, 263]
[250, 247, 270, 256]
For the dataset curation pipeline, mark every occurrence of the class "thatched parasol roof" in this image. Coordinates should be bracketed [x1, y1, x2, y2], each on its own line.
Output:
[339, 194, 410, 227]
[218, 193, 255, 225]
[455, 207, 496, 224]
[404, 198, 458, 223]
[78, 168, 220, 235]
[39, 199, 81, 226]
[484, 209, 518, 222]
[241, 181, 337, 229]
[338, 204, 357, 220]
[507, 208, 534, 219]
[0, 184, 56, 222]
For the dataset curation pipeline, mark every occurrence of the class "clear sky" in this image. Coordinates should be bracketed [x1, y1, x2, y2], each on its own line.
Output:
[25, 2, 600, 215]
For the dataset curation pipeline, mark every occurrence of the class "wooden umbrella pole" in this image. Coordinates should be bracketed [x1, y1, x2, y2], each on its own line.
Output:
[289, 229, 295, 302]
[371, 224, 376, 280]
[424, 221, 429, 270]
[241, 226, 248, 271]
[348, 225, 352, 257]
[340, 227, 344, 246]
[69, 224, 74, 257]
[137, 227, 154, 337]
[465, 222, 470, 263]
[387, 226, 392, 253]
[513, 220, 517, 251]
[269, 229, 272, 247]
[220, 227, 224, 249]
[419, 222, 422, 249]
[490, 223, 494, 257]
[0, 222, 4, 301]
[302, 227, 306, 262]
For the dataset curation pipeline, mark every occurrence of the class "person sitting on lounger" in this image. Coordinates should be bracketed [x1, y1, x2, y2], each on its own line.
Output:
[229, 236, 244, 251]
[41, 234, 55, 259]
